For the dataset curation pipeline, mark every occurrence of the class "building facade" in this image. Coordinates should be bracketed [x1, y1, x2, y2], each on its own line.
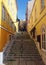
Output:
[0, 0, 17, 52]
[26, 0, 46, 62]
[26, 0, 34, 31]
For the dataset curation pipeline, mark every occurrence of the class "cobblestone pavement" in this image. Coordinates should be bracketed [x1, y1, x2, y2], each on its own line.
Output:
[3, 32, 45, 65]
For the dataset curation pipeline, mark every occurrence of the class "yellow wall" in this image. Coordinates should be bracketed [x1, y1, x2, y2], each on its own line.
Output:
[14, 22, 19, 32]
[1, 28, 8, 51]
[0, 22, 14, 51]
[0, 28, 1, 51]
[26, 0, 46, 50]
[0, 0, 17, 51]
[27, 0, 46, 34]
[3, 0, 17, 22]
[0, 0, 2, 24]
[36, 15, 46, 35]
[0, 0, 2, 51]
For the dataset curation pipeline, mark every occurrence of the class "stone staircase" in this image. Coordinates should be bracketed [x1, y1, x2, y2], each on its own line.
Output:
[3, 32, 45, 65]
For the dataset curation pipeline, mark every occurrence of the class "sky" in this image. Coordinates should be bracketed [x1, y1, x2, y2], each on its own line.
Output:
[17, 0, 29, 20]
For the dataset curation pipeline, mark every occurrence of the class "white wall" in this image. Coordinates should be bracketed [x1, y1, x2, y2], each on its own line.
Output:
[27, 0, 35, 20]
[0, 52, 4, 65]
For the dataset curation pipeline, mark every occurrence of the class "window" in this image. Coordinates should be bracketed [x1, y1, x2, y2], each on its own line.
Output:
[41, 0, 45, 9]
[8, 0, 10, 5]
[2, 5, 5, 21]
[2, 4, 14, 29]
[31, 15, 33, 23]
[35, 8, 37, 21]
[42, 33, 46, 49]
[7, 13, 8, 23]
[42, 27, 46, 50]
[5, 9, 7, 22]
[2, 5, 7, 22]
[37, 35, 41, 49]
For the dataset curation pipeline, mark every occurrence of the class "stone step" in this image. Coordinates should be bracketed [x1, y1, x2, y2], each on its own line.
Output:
[3, 32, 45, 65]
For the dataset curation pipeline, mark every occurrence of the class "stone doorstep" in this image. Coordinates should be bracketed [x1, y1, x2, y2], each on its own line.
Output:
[35, 41, 46, 65]
[29, 34, 46, 65]
[39, 51, 46, 65]
[41, 50, 46, 65]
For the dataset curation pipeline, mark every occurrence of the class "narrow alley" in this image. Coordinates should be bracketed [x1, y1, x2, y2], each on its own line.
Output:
[0, 0, 46, 65]
[3, 32, 45, 65]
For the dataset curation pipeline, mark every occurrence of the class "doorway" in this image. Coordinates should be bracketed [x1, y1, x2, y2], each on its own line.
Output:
[41, 25, 46, 51]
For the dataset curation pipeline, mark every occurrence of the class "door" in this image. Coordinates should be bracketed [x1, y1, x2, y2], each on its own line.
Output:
[41, 25, 46, 51]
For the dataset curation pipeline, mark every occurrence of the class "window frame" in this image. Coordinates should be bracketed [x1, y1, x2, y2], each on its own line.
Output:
[41, 0, 45, 9]
[2, 5, 5, 21]
[40, 0, 45, 13]
[41, 24, 46, 51]
[35, 7, 37, 22]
